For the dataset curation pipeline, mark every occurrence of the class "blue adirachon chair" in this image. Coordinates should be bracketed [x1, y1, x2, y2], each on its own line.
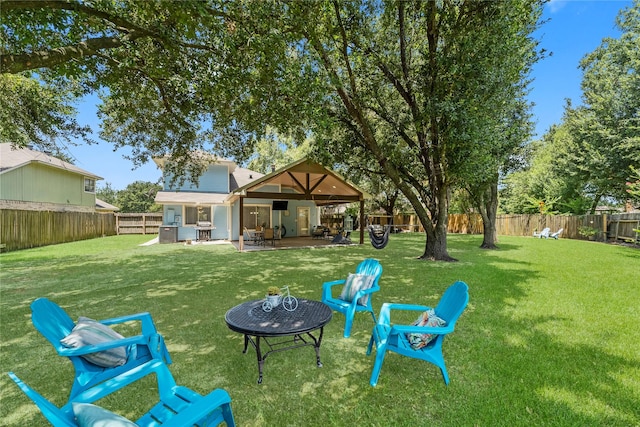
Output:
[30, 298, 172, 401]
[367, 281, 469, 386]
[8, 357, 235, 426]
[322, 258, 383, 338]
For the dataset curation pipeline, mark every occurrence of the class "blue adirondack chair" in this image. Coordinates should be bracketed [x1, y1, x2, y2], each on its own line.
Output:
[366, 281, 469, 386]
[30, 298, 172, 400]
[321, 258, 383, 338]
[8, 358, 235, 426]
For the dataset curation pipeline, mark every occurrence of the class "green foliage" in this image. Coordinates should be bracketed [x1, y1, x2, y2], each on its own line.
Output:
[246, 127, 312, 174]
[561, 1, 640, 206]
[96, 181, 161, 212]
[499, 133, 583, 214]
[626, 166, 640, 203]
[500, 2, 639, 215]
[578, 225, 598, 238]
[96, 182, 119, 206]
[116, 181, 162, 213]
[1, 234, 638, 425]
[0, 74, 93, 149]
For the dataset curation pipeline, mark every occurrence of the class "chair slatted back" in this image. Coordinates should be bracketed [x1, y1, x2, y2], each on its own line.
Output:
[434, 281, 469, 326]
[30, 298, 76, 348]
[355, 258, 383, 286]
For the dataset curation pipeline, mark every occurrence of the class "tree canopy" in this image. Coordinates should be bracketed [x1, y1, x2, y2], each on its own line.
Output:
[97, 181, 162, 213]
[2, 0, 544, 260]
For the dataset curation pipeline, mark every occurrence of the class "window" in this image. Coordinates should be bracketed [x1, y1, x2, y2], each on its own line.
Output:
[243, 205, 271, 229]
[184, 206, 211, 225]
[84, 178, 95, 193]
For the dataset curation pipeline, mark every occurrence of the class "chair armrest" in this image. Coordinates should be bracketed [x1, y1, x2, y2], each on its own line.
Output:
[391, 323, 455, 336]
[322, 279, 346, 300]
[99, 312, 158, 336]
[351, 283, 381, 303]
[159, 388, 233, 427]
[378, 303, 432, 325]
[56, 335, 146, 357]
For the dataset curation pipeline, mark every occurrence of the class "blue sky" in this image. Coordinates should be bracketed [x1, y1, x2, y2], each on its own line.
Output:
[68, 0, 632, 190]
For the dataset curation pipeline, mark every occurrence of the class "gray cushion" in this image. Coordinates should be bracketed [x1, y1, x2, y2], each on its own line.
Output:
[60, 317, 127, 367]
[339, 273, 375, 306]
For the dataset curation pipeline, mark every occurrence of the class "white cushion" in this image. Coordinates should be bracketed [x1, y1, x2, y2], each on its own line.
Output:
[72, 403, 138, 427]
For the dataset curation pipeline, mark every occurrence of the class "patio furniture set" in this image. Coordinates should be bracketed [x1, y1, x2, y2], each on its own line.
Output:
[8, 258, 469, 425]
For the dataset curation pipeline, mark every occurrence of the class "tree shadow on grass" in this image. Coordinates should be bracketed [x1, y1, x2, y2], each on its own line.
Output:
[2, 236, 638, 426]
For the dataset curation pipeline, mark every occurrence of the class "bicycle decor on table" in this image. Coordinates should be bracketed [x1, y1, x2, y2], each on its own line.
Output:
[262, 286, 298, 312]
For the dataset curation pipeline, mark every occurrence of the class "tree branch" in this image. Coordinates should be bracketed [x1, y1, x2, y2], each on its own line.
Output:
[2, 35, 133, 73]
[331, 0, 358, 96]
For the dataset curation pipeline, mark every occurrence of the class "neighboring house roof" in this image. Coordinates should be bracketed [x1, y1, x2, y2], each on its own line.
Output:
[95, 198, 119, 212]
[231, 166, 264, 191]
[0, 144, 102, 180]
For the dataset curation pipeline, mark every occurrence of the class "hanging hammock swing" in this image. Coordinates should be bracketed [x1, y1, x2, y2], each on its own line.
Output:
[367, 225, 391, 249]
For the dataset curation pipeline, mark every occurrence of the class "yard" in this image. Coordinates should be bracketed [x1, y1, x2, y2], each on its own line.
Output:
[1, 233, 639, 426]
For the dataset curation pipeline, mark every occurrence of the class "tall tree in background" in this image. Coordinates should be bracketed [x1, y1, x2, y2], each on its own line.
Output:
[247, 127, 312, 174]
[116, 181, 162, 213]
[561, 1, 640, 212]
[96, 182, 119, 207]
[500, 1, 640, 215]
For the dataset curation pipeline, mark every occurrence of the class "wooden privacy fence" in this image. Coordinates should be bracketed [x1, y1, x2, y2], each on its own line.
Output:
[448, 213, 640, 242]
[115, 213, 162, 235]
[0, 209, 116, 252]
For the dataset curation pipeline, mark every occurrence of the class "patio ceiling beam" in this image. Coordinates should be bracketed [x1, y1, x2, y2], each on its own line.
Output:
[245, 191, 361, 202]
[309, 174, 328, 194]
[286, 171, 306, 194]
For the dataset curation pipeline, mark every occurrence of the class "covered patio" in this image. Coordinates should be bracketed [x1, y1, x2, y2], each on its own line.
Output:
[230, 158, 367, 251]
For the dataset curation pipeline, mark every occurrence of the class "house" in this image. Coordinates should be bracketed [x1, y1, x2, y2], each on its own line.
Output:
[95, 198, 120, 213]
[153, 155, 366, 248]
[0, 144, 102, 212]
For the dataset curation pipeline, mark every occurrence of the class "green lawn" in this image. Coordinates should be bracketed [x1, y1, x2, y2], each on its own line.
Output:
[1, 234, 639, 426]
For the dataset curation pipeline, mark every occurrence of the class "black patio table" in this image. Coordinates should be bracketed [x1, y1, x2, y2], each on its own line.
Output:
[225, 298, 332, 384]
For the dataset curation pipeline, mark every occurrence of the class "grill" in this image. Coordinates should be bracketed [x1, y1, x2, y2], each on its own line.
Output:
[195, 221, 215, 241]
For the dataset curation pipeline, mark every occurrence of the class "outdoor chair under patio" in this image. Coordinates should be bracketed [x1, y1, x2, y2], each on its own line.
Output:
[30, 297, 172, 401]
[8, 357, 236, 426]
[366, 281, 469, 386]
[321, 258, 383, 338]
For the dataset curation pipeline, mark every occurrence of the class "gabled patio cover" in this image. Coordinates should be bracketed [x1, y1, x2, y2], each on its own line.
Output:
[230, 157, 367, 249]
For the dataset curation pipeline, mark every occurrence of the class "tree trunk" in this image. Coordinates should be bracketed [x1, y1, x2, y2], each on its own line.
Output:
[589, 193, 602, 215]
[418, 187, 457, 261]
[479, 181, 499, 249]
